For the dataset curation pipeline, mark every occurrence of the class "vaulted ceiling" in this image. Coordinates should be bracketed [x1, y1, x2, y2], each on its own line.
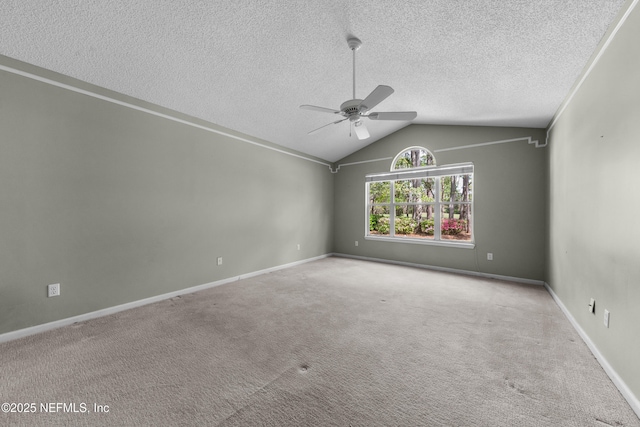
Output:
[0, 1, 627, 162]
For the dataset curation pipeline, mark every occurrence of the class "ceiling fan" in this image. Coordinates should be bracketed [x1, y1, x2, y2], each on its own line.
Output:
[300, 37, 417, 140]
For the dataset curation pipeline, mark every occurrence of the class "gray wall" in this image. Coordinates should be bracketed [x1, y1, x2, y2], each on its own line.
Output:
[0, 57, 334, 335]
[546, 2, 640, 402]
[333, 124, 547, 281]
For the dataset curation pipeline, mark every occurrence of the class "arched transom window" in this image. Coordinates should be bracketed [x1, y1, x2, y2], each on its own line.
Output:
[391, 146, 436, 170]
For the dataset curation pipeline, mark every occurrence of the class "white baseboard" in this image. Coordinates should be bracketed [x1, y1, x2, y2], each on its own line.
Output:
[544, 282, 640, 419]
[0, 253, 330, 344]
[332, 252, 545, 286]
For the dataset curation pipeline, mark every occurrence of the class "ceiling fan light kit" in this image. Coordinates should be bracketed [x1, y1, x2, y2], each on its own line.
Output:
[301, 37, 417, 140]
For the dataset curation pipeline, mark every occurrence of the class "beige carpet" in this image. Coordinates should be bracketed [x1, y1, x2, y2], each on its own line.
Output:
[1, 257, 638, 426]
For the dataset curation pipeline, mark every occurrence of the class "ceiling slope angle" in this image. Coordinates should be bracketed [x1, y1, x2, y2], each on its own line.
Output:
[0, 1, 629, 162]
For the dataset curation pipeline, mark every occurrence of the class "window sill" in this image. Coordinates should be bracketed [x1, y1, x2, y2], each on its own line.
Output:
[364, 235, 475, 249]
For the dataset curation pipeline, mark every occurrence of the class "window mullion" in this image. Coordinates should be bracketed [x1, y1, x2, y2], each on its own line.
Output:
[390, 181, 396, 237]
[435, 177, 441, 240]
[365, 183, 370, 237]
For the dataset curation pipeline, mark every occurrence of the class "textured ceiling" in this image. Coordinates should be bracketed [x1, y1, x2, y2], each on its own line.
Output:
[0, 1, 627, 162]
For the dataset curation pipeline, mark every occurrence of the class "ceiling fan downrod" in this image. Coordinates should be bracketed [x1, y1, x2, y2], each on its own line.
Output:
[347, 37, 362, 100]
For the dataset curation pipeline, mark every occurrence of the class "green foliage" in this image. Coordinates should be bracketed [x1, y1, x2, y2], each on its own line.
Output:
[393, 149, 435, 170]
[420, 218, 435, 235]
[369, 214, 381, 231]
[441, 174, 473, 202]
[377, 217, 390, 234]
[371, 216, 468, 237]
[395, 217, 418, 235]
[394, 179, 434, 204]
[441, 176, 451, 202]
[373, 216, 418, 235]
[369, 181, 391, 204]
[394, 157, 413, 170]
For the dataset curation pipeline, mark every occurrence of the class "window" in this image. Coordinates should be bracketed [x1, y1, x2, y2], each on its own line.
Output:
[391, 146, 436, 169]
[366, 147, 473, 247]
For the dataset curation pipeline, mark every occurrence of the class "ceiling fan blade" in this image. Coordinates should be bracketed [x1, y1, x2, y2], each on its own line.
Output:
[353, 120, 370, 140]
[368, 111, 417, 121]
[308, 118, 348, 135]
[358, 85, 394, 112]
[300, 105, 341, 114]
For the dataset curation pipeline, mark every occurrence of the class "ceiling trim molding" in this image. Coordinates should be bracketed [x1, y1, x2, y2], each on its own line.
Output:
[546, 0, 639, 141]
[331, 157, 394, 173]
[433, 136, 542, 153]
[333, 135, 540, 173]
[0, 62, 332, 170]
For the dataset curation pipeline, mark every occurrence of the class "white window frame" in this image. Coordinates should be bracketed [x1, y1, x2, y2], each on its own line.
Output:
[365, 162, 475, 248]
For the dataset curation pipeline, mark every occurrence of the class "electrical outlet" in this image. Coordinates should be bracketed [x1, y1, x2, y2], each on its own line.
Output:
[47, 283, 60, 297]
[487, 253, 493, 261]
[217, 257, 222, 266]
[355, 240, 359, 247]
[588, 298, 595, 313]
[604, 309, 610, 328]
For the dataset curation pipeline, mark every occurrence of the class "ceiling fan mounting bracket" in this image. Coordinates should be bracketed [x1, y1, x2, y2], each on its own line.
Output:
[347, 37, 362, 51]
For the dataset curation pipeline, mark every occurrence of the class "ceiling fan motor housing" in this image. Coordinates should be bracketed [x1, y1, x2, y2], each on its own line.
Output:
[340, 99, 364, 118]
